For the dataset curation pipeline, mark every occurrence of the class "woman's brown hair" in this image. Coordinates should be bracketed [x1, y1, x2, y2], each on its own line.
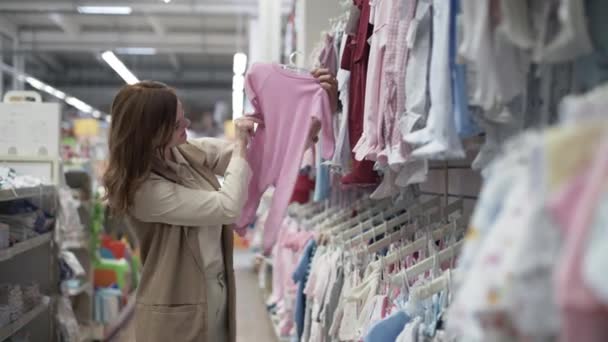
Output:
[103, 81, 178, 216]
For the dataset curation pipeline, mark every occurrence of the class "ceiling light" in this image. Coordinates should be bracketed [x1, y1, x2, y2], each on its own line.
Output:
[233, 53, 248, 75]
[92, 110, 102, 119]
[77, 6, 132, 15]
[25, 76, 45, 90]
[101, 50, 140, 85]
[66, 97, 93, 114]
[115, 47, 157, 55]
[50, 89, 67, 100]
[105, 115, 112, 123]
[163, 0, 172, 3]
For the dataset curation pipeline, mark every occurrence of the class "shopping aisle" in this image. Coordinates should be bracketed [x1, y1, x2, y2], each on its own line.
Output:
[234, 251, 278, 342]
[112, 251, 277, 342]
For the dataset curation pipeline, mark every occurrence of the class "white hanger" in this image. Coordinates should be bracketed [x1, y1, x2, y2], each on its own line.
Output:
[371, 216, 466, 268]
[318, 197, 381, 231]
[338, 196, 440, 241]
[390, 240, 464, 286]
[282, 51, 309, 74]
[336, 196, 441, 239]
[328, 198, 401, 235]
[410, 269, 459, 301]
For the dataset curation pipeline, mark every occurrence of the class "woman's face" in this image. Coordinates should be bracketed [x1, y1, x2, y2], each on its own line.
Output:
[168, 100, 190, 148]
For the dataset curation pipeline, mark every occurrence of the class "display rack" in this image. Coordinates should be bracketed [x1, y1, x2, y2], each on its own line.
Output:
[0, 232, 52, 262]
[63, 169, 95, 341]
[0, 185, 57, 342]
[0, 185, 57, 202]
[255, 254, 292, 342]
[0, 296, 50, 342]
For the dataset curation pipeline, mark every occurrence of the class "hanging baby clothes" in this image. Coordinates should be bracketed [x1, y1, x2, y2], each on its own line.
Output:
[352, 0, 394, 162]
[341, 0, 380, 185]
[315, 33, 338, 202]
[237, 63, 335, 253]
[450, 0, 480, 138]
[330, 32, 353, 174]
[405, 0, 465, 159]
[293, 239, 316, 341]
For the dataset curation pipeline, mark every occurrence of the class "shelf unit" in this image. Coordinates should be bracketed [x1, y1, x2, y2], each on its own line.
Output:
[0, 185, 58, 342]
[0, 185, 56, 202]
[0, 232, 52, 262]
[0, 296, 50, 342]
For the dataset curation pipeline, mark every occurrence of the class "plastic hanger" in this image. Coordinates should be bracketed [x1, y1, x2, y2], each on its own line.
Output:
[372, 216, 466, 269]
[390, 240, 464, 286]
[281, 51, 309, 75]
[318, 198, 380, 231]
[328, 198, 403, 236]
[410, 269, 458, 301]
[335, 196, 440, 241]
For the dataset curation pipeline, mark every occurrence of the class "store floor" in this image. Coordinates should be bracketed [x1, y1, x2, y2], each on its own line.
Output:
[112, 251, 277, 342]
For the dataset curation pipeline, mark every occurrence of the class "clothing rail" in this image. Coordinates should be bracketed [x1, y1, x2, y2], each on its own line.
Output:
[418, 191, 479, 200]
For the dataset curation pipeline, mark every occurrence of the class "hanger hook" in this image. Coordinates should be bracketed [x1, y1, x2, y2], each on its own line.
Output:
[289, 51, 303, 67]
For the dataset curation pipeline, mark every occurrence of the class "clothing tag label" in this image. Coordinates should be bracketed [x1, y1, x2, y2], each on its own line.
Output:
[345, 4, 361, 35]
[406, 19, 419, 49]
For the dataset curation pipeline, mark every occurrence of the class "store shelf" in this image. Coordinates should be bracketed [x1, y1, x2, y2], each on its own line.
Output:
[0, 232, 52, 262]
[0, 296, 50, 342]
[0, 185, 56, 203]
[61, 281, 92, 297]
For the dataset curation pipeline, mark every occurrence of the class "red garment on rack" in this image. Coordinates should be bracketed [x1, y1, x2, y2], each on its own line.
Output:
[341, 0, 380, 186]
[290, 173, 315, 204]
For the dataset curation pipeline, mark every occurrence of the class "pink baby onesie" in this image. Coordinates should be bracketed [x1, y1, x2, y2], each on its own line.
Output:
[236, 63, 335, 253]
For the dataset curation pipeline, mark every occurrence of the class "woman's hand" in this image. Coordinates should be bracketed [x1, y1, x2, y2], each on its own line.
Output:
[311, 68, 339, 113]
[234, 116, 262, 157]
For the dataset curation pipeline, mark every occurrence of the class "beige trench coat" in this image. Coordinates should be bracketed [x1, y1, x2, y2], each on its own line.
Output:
[127, 139, 251, 342]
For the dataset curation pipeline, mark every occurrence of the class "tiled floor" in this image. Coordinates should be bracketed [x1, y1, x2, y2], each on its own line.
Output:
[113, 251, 277, 342]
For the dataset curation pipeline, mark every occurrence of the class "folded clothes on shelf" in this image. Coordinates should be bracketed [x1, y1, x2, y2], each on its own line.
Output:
[0, 167, 44, 190]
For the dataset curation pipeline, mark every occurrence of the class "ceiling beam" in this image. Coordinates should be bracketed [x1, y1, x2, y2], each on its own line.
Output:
[19, 31, 240, 47]
[168, 54, 181, 72]
[16, 43, 238, 55]
[36, 68, 233, 84]
[146, 16, 166, 36]
[48, 13, 80, 36]
[16, 31, 244, 54]
[35, 53, 64, 71]
[0, 1, 292, 16]
[146, 16, 181, 72]
[0, 15, 17, 39]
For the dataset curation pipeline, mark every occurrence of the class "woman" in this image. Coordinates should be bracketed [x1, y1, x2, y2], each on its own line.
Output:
[103, 69, 338, 342]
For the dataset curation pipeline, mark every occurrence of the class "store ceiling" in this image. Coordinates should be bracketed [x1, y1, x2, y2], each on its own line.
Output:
[0, 0, 289, 118]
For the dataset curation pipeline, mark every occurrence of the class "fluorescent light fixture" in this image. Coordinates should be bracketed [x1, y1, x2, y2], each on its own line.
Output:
[163, 0, 172, 3]
[92, 110, 102, 119]
[232, 74, 245, 91]
[233, 53, 248, 75]
[232, 90, 244, 120]
[115, 47, 157, 55]
[50, 89, 66, 100]
[101, 50, 140, 85]
[105, 115, 112, 123]
[66, 96, 93, 114]
[77, 6, 132, 15]
[25, 77, 45, 90]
